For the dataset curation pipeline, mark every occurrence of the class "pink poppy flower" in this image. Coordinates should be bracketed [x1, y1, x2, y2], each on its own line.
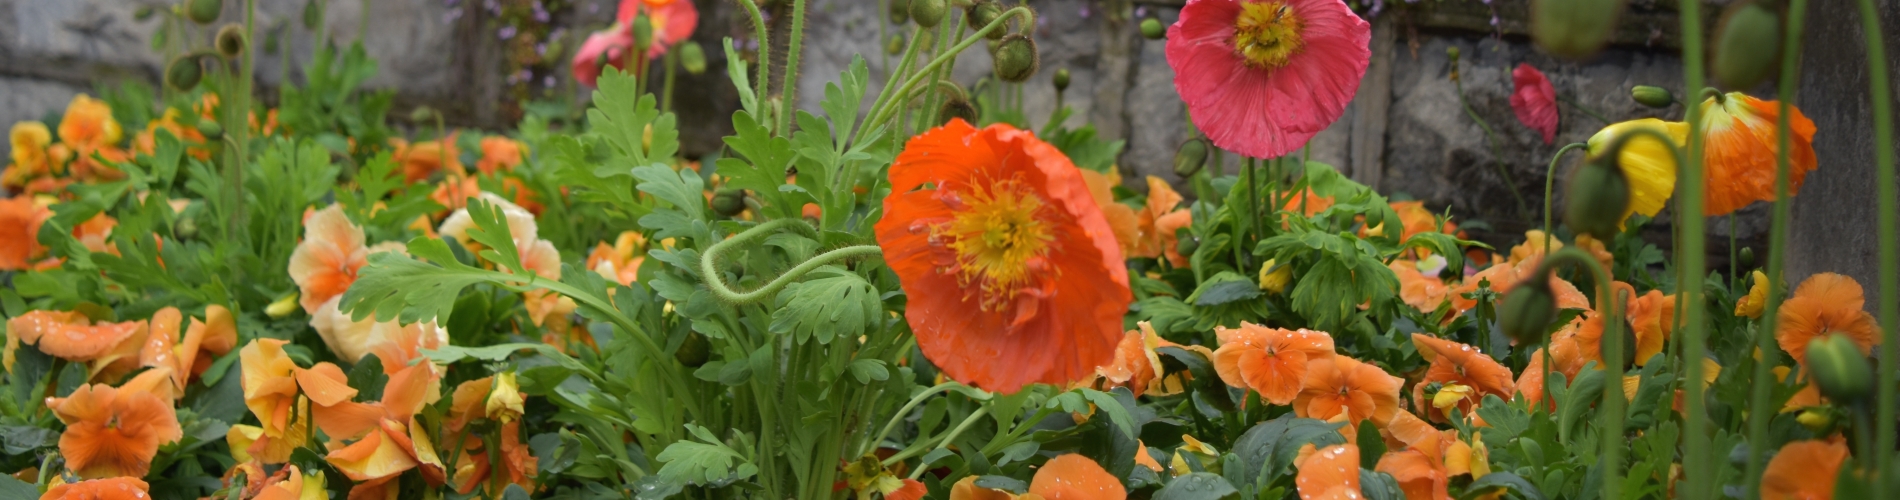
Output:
[571, 28, 635, 88]
[1166, 0, 1371, 159]
[1510, 63, 1559, 144]
[619, 0, 699, 59]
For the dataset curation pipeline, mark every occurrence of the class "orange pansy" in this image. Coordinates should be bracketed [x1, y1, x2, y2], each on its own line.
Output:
[1295, 355, 1402, 426]
[1281, 188, 1334, 218]
[0, 196, 52, 270]
[1136, 176, 1187, 259]
[1696, 93, 1819, 216]
[586, 231, 648, 286]
[5, 310, 146, 374]
[1296, 444, 1362, 500]
[476, 136, 528, 175]
[1390, 260, 1450, 313]
[874, 120, 1131, 394]
[1776, 272, 1880, 369]
[391, 133, 464, 183]
[1761, 439, 1848, 500]
[1448, 257, 1590, 317]
[1092, 322, 1213, 398]
[39, 477, 151, 500]
[289, 205, 368, 314]
[1411, 335, 1514, 422]
[1212, 324, 1337, 405]
[48, 383, 182, 478]
[1029, 454, 1127, 500]
[1155, 209, 1195, 268]
[1375, 411, 1452, 500]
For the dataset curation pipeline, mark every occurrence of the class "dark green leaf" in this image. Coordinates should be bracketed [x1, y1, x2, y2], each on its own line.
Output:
[1462, 472, 1547, 500]
[1154, 472, 1238, 500]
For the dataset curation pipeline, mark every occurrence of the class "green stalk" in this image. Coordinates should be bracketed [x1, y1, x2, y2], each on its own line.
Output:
[778, 0, 809, 136]
[1854, 0, 1900, 492]
[661, 50, 677, 113]
[865, 7, 1035, 130]
[905, 406, 991, 479]
[1543, 142, 1590, 251]
[700, 219, 884, 304]
[736, 0, 771, 122]
[1677, 0, 1712, 494]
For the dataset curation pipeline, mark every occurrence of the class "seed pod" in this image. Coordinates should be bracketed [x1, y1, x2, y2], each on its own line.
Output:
[1564, 156, 1632, 241]
[889, 0, 911, 24]
[1140, 18, 1165, 40]
[302, 0, 322, 30]
[679, 41, 708, 75]
[1053, 67, 1071, 92]
[675, 331, 711, 367]
[196, 118, 224, 142]
[165, 55, 204, 90]
[991, 35, 1039, 83]
[939, 98, 978, 126]
[1713, 3, 1780, 90]
[215, 23, 246, 59]
[1499, 276, 1558, 345]
[1531, 0, 1622, 60]
[1807, 334, 1873, 404]
[910, 0, 945, 28]
[187, 0, 222, 24]
[711, 189, 747, 217]
[967, 1, 1005, 40]
[1630, 85, 1675, 108]
[1173, 137, 1210, 177]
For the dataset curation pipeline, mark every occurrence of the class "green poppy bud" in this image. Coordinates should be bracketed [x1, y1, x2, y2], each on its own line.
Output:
[967, 1, 1005, 40]
[1053, 67, 1071, 92]
[1175, 232, 1199, 258]
[196, 117, 224, 142]
[1173, 137, 1210, 177]
[1807, 334, 1873, 404]
[187, 0, 222, 24]
[135, 6, 157, 21]
[1739, 246, 1756, 270]
[1140, 18, 1165, 40]
[302, 0, 322, 30]
[632, 14, 655, 48]
[675, 331, 711, 367]
[910, 0, 945, 28]
[888, 0, 910, 24]
[1499, 276, 1558, 345]
[939, 97, 978, 126]
[887, 35, 906, 56]
[1446, 46, 1461, 62]
[1630, 85, 1675, 108]
[712, 189, 748, 217]
[1531, 0, 1620, 60]
[991, 35, 1039, 83]
[174, 215, 199, 240]
[1564, 157, 1632, 242]
[1713, 3, 1780, 90]
[165, 55, 204, 91]
[215, 23, 246, 59]
[679, 41, 708, 75]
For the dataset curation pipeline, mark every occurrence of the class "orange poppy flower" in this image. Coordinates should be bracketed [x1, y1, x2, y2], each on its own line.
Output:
[1136, 176, 1187, 259]
[0, 196, 52, 270]
[1411, 335, 1514, 422]
[1390, 260, 1450, 313]
[58, 95, 122, 149]
[1697, 93, 1819, 216]
[39, 477, 151, 500]
[1375, 410, 1451, 500]
[1296, 444, 1362, 500]
[1092, 322, 1213, 397]
[1295, 355, 1402, 425]
[48, 383, 182, 478]
[874, 120, 1131, 393]
[5, 310, 145, 373]
[1777, 272, 1880, 369]
[586, 231, 648, 286]
[1212, 324, 1337, 405]
[1078, 169, 1141, 258]
[289, 205, 368, 314]
[1761, 439, 1848, 500]
[475, 136, 528, 175]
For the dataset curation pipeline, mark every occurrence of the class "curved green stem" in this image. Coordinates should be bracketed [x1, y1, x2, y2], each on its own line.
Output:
[735, 0, 771, 121]
[904, 406, 991, 477]
[700, 219, 885, 304]
[778, 0, 808, 136]
[857, 24, 928, 146]
[1531, 248, 1622, 496]
[871, 381, 967, 450]
[865, 7, 1035, 131]
[1543, 142, 1590, 251]
[1854, 0, 1899, 493]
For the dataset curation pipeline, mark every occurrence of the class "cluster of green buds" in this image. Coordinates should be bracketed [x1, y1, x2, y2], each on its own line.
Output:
[1530, 0, 1619, 60]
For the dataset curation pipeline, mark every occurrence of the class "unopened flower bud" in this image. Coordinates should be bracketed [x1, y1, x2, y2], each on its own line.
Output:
[712, 189, 747, 217]
[679, 41, 707, 75]
[889, 0, 911, 24]
[135, 6, 156, 21]
[632, 14, 655, 48]
[1713, 3, 1780, 90]
[1173, 137, 1210, 178]
[1499, 276, 1558, 345]
[196, 117, 224, 142]
[911, 0, 945, 28]
[1796, 407, 1835, 433]
[967, 1, 1006, 40]
[265, 292, 299, 319]
[1446, 46, 1461, 62]
[1176, 234, 1199, 258]
[887, 35, 906, 56]
[1531, 0, 1620, 60]
[1258, 259, 1292, 295]
[1739, 246, 1755, 270]
[1053, 67, 1071, 92]
[991, 35, 1039, 83]
[939, 98, 978, 126]
[302, 0, 322, 30]
[166, 55, 204, 90]
[187, 0, 222, 24]
[215, 23, 246, 59]
[1140, 18, 1165, 40]
[1565, 156, 1632, 241]
[676, 331, 711, 367]
[1630, 85, 1675, 108]
[409, 106, 439, 123]
[1807, 334, 1874, 404]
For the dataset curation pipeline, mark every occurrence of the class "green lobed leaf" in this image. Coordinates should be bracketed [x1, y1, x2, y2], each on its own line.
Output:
[768, 266, 880, 345]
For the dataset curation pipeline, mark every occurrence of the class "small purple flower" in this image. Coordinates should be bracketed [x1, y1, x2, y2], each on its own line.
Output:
[443, 8, 464, 24]
[1134, 6, 1146, 17]
[534, 8, 550, 23]
[1079, 5, 1090, 18]
[588, 2, 600, 14]
[536, 43, 548, 56]
[544, 75, 556, 88]
[499, 25, 518, 40]
[484, 0, 501, 14]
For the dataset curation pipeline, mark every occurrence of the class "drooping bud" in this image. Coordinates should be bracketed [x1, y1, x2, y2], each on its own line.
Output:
[196, 117, 224, 142]
[1140, 18, 1165, 40]
[1807, 334, 1874, 404]
[302, 0, 322, 30]
[1630, 85, 1675, 108]
[409, 106, 439, 123]
[1564, 156, 1632, 241]
[991, 35, 1039, 83]
[939, 97, 978, 126]
[967, 1, 1006, 40]
[1446, 46, 1461, 62]
[911, 0, 946, 28]
[712, 189, 747, 217]
[187, 0, 222, 24]
[165, 55, 204, 90]
[1499, 275, 1558, 345]
[1173, 137, 1210, 177]
[679, 41, 708, 75]
[676, 331, 711, 367]
[1531, 0, 1621, 60]
[1053, 67, 1071, 92]
[889, 0, 911, 24]
[1713, 3, 1780, 90]
[215, 23, 246, 59]
[887, 35, 906, 56]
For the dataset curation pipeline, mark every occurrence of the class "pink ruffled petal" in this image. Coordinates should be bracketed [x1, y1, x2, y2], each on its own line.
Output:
[1166, 0, 1371, 159]
[1511, 63, 1560, 144]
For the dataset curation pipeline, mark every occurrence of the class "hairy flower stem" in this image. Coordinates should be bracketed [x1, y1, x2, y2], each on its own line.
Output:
[778, 0, 808, 136]
[1854, 0, 1900, 491]
[737, 0, 771, 124]
[1542, 142, 1589, 251]
[1677, 0, 1713, 494]
[700, 219, 885, 304]
[865, 7, 1035, 132]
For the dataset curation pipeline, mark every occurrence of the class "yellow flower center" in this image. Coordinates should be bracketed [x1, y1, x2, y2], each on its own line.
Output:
[941, 178, 1055, 310]
[1232, 1, 1305, 70]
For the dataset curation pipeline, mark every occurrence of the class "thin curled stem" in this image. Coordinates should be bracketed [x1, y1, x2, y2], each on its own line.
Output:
[700, 219, 885, 304]
[1542, 142, 1590, 251]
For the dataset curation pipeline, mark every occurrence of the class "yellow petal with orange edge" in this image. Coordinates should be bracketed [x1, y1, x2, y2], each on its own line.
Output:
[327, 425, 419, 481]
